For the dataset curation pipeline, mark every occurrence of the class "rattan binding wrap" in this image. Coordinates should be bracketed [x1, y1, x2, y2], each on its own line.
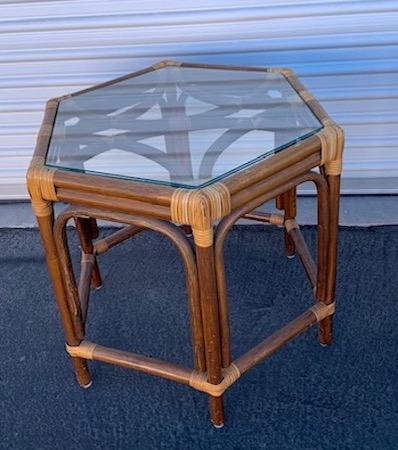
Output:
[317, 121, 345, 176]
[26, 156, 57, 217]
[189, 363, 241, 397]
[171, 183, 231, 247]
[81, 253, 95, 264]
[310, 302, 335, 322]
[298, 90, 316, 103]
[268, 67, 294, 77]
[66, 341, 97, 360]
[284, 218, 299, 233]
[95, 240, 109, 254]
[269, 214, 285, 226]
[152, 60, 182, 69]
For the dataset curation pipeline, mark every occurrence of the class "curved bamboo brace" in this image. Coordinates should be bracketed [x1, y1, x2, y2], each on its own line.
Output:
[214, 170, 330, 366]
[55, 204, 206, 372]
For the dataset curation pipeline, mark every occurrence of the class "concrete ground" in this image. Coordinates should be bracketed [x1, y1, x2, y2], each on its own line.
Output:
[1, 225, 397, 449]
[1, 196, 397, 228]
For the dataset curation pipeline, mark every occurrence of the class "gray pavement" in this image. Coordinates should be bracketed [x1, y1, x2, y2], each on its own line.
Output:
[1, 196, 397, 228]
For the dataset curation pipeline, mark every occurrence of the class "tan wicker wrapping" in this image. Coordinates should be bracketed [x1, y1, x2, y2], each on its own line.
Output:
[171, 183, 231, 247]
[26, 156, 57, 217]
[189, 363, 241, 397]
[310, 302, 335, 322]
[317, 124, 345, 175]
[66, 341, 97, 360]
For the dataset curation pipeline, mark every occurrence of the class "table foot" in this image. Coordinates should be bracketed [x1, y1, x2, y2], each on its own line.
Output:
[209, 396, 225, 427]
[318, 316, 333, 346]
[72, 356, 92, 388]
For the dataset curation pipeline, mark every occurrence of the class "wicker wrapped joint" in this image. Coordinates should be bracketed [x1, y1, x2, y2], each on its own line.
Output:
[27, 60, 344, 427]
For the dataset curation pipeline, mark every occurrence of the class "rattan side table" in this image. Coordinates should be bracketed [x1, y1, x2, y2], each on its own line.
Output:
[27, 60, 344, 427]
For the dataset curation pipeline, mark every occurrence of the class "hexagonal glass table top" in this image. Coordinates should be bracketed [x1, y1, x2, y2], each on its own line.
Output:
[46, 63, 323, 188]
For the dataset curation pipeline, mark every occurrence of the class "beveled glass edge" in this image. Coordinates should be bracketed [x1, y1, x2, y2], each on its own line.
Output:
[49, 60, 293, 102]
[44, 125, 323, 189]
[39, 61, 333, 189]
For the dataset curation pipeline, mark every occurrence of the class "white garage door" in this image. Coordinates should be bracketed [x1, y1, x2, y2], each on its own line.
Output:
[1, 0, 397, 200]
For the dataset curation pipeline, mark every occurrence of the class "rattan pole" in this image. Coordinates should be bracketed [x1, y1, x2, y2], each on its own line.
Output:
[284, 73, 331, 125]
[314, 173, 330, 303]
[214, 171, 328, 368]
[33, 99, 59, 158]
[87, 218, 99, 239]
[28, 96, 92, 387]
[37, 211, 91, 387]
[36, 213, 77, 343]
[68, 342, 193, 385]
[78, 255, 93, 324]
[65, 64, 158, 98]
[53, 215, 85, 341]
[231, 154, 320, 211]
[283, 188, 297, 257]
[319, 174, 341, 345]
[243, 211, 285, 226]
[234, 306, 327, 375]
[58, 205, 206, 374]
[217, 173, 325, 372]
[224, 137, 320, 196]
[214, 233, 231, 368]
[287, 226, 317, 288]
[196, 244, 225, 427]
[56, 188, 171, 220]
[74, 217, 102, 289]
[275, 194, 284, 210]
[53, 171, 173, 207]
[185, 262, 206, 373]
[216, 172, 326, 250]
[94, 225, 145, 255]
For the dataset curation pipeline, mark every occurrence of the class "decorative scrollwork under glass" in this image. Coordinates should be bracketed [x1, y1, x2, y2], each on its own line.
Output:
[46, 65, 322, 188]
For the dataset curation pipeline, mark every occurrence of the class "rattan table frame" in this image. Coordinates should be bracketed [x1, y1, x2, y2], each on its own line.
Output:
[27, 61, 344, 427]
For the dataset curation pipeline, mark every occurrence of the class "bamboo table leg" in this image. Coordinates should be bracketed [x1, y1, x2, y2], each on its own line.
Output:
[319, 174, 341, 345]
[74, 217, 102, 289]
[276, 189, 297, 258]
[195, 243, 225, 427]
[35, 206, 92, 387]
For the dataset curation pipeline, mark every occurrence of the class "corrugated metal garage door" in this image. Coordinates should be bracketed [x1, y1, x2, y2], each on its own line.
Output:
[1, 0, 397, 200]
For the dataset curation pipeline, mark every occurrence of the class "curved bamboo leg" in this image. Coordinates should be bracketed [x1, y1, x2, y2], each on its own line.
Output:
[215, 171, 330, 367]
[36, 207, 92, 387]
[56, 206, 206, 374]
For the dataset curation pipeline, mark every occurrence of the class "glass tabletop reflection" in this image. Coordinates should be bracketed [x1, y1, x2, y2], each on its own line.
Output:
[45, 64, 322, 188]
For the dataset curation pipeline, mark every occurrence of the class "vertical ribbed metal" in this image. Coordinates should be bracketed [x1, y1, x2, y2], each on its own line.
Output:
[1, 0, 397, 199]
